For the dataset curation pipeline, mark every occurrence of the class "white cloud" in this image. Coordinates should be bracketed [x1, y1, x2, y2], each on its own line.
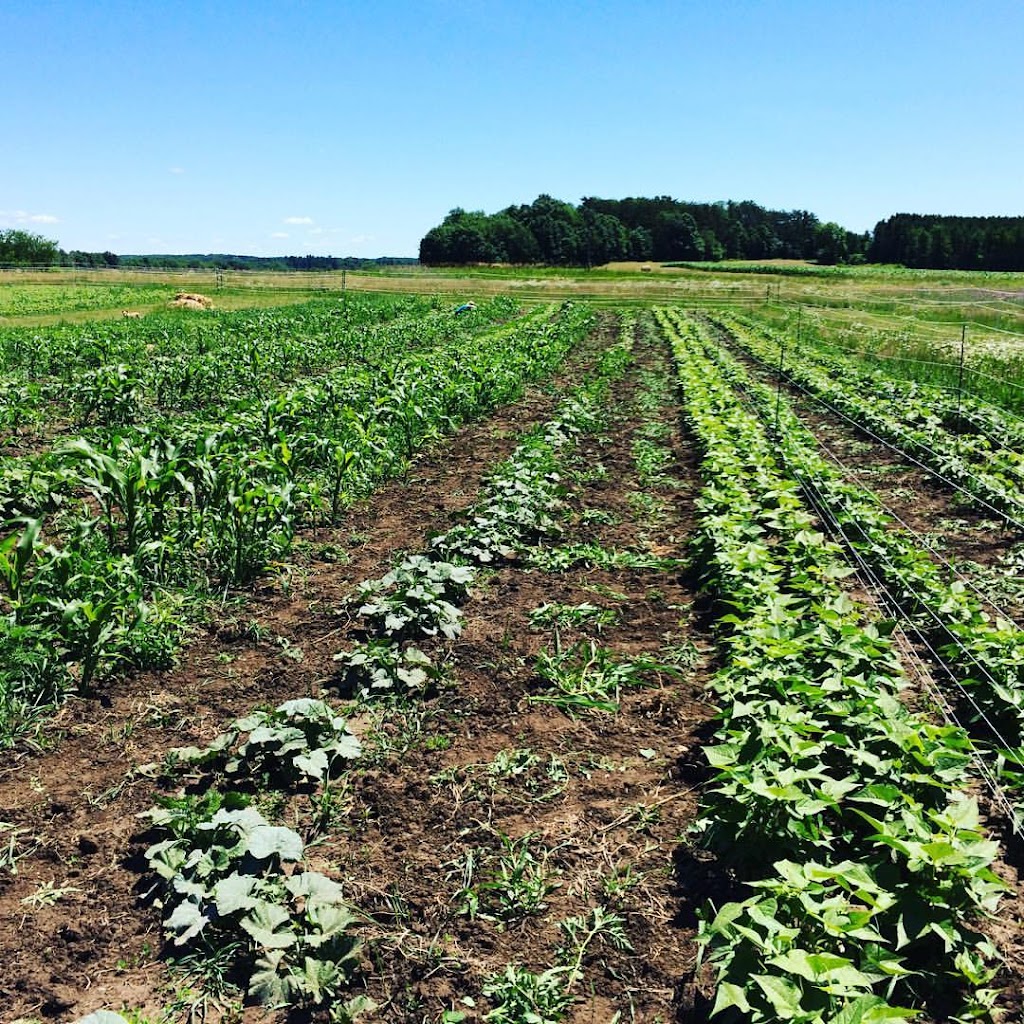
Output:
[284, 216, 314, 225]
[309, 227, 325, 236]
[349, 234, 374, 244]
[270, 231, 289, 239]
[0, 209, 60, 227]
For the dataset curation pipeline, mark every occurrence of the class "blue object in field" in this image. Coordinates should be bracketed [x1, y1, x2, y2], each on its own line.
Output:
[454, 302, 477, 315]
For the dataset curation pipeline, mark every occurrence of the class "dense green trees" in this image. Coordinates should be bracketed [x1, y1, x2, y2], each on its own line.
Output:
[418, 195, 870, 266]
[868, 214, 1024, 270]
[0, 229, 61, 266]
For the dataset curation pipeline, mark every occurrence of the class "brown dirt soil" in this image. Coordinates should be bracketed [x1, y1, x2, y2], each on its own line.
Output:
[0, 322, 719, 1023]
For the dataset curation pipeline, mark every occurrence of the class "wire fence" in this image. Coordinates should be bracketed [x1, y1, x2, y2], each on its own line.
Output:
[712, 338, 1024, 835]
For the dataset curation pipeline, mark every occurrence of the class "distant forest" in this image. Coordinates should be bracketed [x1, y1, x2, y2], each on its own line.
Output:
[867, 214, 1024, 271]
[419, 195, 870, 266]
[420, 196, 1024, 271]
[0, 232, 415, 271]
[6, 207, 1024, 272]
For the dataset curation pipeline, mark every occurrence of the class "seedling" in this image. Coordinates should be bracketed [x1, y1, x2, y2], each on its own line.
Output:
[528, 601, 618, 633]
[482, 965, 573, 1024]
[531, 642, 670, 714]
[332, 639, 437, 700]
[355, 555, 473, 639]
[455, 834, 557, 923]
[21, 879, 82, 908]
[558, 906, 632, 987]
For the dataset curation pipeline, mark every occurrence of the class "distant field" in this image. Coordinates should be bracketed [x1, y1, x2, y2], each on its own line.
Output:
[5, 260, 1024, 317]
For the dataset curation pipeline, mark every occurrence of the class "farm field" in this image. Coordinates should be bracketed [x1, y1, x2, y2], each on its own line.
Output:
[1, 269, 1024, 1024]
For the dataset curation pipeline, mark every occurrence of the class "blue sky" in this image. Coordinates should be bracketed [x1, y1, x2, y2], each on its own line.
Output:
[3, 0, 1022, 257]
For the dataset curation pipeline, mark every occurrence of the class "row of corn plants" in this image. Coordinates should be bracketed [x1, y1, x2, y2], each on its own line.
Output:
[656, 307, 1006, 1023]
[0, 294, 512, 434]
[682, 312, 1024, 816]
[0, 303, 592, 743]
[710, 312, 1024, 526]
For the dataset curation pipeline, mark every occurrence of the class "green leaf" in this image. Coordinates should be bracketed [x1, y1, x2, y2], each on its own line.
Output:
[305, 899, 360, 943]
[329, 733, 363, 760]
[705, 743, 741, 768]
[241, 900, 297, 949]
[213, 872, 259, 915]
[249, 949, 290, 1007]
[165, 900, 210, 946]
[286, 870, 346, 903]
[294, 749, 330, 780]
[828, 995, 903, 1024]
[711, 981, 751, 1016]
[246, 824, 304, 861]
[752, 973, 803, 1018]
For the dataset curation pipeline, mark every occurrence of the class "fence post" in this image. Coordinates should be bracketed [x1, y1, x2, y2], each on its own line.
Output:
[955, 324, 967, 453]
[774, 332, 786, 435]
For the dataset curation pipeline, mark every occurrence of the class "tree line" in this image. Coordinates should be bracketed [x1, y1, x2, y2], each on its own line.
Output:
[868, 214, 1024, 271]
[418, 195, 870, 266]
[0, 231, 414, 271]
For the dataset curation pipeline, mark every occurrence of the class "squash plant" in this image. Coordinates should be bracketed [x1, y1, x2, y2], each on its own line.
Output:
[144, 791, 362, 1008]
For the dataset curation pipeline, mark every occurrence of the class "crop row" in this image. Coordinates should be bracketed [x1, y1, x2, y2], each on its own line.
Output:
[0, 303, 593, 744]
[0, 294, 520, 431]
[680, 313, 1024, 819]
[657, 307, 1004, 1022]
[713, 312, 1024, 526]
[120, 320, 635, 1017]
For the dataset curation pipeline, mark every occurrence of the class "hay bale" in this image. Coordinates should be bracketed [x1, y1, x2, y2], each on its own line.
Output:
[122, 310, 143, 318]
[171, 291, 213, 309]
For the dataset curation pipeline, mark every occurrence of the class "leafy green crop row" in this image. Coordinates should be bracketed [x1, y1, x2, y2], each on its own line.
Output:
[687, 313, 1024, 818]
[143, 698, 369, 1014]
[714, 312, 1024, 525]
[657, 307, 1004, 1023]
[0, 294, 430, 433]
[0, 295, 517, 434]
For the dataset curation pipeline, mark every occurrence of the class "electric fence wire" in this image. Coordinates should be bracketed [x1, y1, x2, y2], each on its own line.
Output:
[738, 344, 1024, 533]
[706, 316, 1024, 530]
[712, 368, 1023, 833]
[739, 350, 1023, 625]
[689, 326, 1024, 834]
[778, 340, 1024, 450]
[775, 370, 1024, 531]
[726, 322, 1024, 482]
